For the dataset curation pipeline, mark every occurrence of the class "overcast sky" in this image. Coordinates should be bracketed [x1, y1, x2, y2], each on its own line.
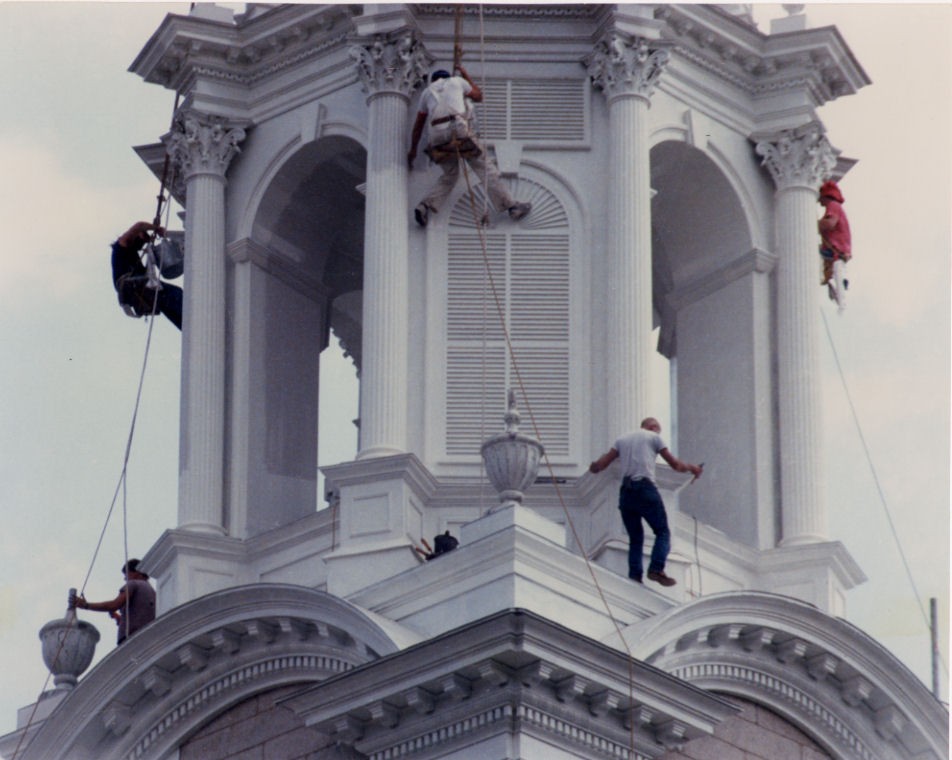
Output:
[0, 1, 949, 738]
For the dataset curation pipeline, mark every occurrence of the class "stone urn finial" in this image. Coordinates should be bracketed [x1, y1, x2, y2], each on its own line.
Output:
[39, 589, 100, 691]
[480, 390, 545, 513]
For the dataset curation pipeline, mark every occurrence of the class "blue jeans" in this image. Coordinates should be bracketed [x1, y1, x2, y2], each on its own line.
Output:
[619, 478, 670, 580]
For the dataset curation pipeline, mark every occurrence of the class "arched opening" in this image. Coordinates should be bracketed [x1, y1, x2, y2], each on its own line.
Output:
[650, 140, 772, 547]
[232, 136, 365, 535]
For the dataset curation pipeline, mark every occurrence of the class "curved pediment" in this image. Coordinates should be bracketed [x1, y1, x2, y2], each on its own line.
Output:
[15, 585, 417, 760]
[624, 592, 948, 760]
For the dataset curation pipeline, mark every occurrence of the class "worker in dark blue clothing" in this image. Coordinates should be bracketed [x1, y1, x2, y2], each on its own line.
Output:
[111, 221, 182, 330]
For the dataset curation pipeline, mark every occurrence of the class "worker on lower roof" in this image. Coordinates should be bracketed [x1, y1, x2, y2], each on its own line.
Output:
[818, 180, 852, 311]
[407, 64, 531, 228]
[590, 417, 703, 587]
[74, 559, 156, 645]
[112, 221, 183, 330]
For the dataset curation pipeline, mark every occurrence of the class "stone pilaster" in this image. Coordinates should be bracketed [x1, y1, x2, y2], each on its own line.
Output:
[164, 111, 246, 534]
[586, 33, 669, 441]
[350, 32, 430, 458]
[755, 122, 837, 545]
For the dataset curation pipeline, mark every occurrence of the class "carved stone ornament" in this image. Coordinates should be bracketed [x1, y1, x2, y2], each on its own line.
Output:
[39, 596, 100, 691]
[350, 31, 431, 98]
[164, 111, 247, 181]
[584, 31, 670, 103]
[754, 122, 838, 191]
[480, 390, 545, 513]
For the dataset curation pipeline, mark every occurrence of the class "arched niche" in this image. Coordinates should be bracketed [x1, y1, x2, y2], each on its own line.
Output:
[650, 140, 776, 548]
[227, 135, 366, 538]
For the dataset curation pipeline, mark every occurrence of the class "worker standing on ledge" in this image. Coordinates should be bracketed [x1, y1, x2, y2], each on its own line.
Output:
[590, 417, 703, 587]
[73, 559, 156, 645]
[407, 58, 531, 228]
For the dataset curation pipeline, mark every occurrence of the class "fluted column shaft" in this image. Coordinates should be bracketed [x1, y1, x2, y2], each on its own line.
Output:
[351, 33, 429, 459]
[587, 34, 669, 442]
[756, 123, 837, 545]
[607, 93, 652, 441]
[165, 112, 246, 534]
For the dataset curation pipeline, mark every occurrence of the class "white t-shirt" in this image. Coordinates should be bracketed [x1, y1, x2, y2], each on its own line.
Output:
[422, 76, 472, 120]
[614, 429, 666, 482]
[421, 76, 474, 145]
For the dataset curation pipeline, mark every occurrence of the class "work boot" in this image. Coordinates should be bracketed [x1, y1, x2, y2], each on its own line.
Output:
[647, 570, 677, 587]
[414, 203, 432, 228]
[508, 202, 531, 221]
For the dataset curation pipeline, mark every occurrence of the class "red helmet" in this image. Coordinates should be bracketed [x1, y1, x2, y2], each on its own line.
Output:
[819, 180, 844, 203]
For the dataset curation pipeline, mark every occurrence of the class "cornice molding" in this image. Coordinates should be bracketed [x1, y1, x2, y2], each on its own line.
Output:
[414, 4, 605, 20]
[628, 592, 948, 760]
[653, 5, 870, 108]
[322, 452, 440, 500]
[7, 586, 406, 760]
[129, 5, 357, 92]
[281, 609, 738, 759]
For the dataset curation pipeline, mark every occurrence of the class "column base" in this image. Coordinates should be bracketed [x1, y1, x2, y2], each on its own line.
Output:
[356, 445, 406, 460]
[176, 521, 228, 536]
[778, 533, 828, 547]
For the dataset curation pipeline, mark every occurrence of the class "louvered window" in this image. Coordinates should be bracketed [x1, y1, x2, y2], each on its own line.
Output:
[473, 79, 587, 143]
[444, 179, 572, 459]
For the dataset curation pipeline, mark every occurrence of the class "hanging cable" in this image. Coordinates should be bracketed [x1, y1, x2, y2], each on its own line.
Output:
[11, 92, 180, 760]
[820, 307, 948, 674]
[459, 150, 644, 752]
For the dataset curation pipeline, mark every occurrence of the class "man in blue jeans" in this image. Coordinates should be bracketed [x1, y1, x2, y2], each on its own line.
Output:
[590, 417, 703, 586]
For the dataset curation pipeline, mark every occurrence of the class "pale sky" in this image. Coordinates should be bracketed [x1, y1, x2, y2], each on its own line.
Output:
[0, 1, 949, 738]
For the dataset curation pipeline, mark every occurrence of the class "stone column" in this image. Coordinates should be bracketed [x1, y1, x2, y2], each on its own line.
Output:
[755, 123, 837, 545]
[586, 33, 669, 442]
[165, 111, 246, 534]
[350, 32, 430, 459]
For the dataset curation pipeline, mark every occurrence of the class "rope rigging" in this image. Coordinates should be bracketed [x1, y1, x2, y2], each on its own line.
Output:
[452, 7, 642, 750]
[10, 94, 181, 760]
[820, 307, 948, 676]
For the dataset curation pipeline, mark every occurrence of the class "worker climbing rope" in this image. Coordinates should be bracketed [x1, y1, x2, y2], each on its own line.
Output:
[818, 179, 852, 312]
[111, 221, 183, 329]
[407, 48, 531, 227]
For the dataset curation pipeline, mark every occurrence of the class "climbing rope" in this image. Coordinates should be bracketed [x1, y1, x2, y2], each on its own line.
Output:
[447, 7, 651, 748]
[11, 94, 181, 760]
[458, 154, 641, 749]
[820, 307, 948, 675]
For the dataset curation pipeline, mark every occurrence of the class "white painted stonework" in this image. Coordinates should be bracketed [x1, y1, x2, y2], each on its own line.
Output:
[3, 5, 947, 760]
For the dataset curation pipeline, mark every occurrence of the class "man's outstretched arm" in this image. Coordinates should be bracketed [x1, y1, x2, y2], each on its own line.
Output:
[659, 449, 703, 481]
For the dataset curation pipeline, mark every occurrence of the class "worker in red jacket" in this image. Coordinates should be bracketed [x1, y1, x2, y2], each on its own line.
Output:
[818, 180, 852, 310]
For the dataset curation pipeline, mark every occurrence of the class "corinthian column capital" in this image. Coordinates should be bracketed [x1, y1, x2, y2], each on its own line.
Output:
[585, 32, 669, 103]
[350, 30, 432, 100]
[754, 122, 839, 192]
[164, 111, 247, 182]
